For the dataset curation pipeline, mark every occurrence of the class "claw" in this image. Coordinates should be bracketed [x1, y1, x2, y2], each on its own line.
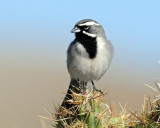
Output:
[92, 81, 103, 94]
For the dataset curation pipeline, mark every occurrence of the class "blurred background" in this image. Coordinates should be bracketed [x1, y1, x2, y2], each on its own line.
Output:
[0, 0, 160, 128]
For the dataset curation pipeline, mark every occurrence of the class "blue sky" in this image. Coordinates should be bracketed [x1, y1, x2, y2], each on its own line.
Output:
[1, 1, 159, 51]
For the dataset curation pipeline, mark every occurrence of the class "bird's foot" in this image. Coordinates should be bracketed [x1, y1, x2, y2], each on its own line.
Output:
[79, 82, 87, 93]
[92, 81, 103, 94]
[93, 88, 103, 94]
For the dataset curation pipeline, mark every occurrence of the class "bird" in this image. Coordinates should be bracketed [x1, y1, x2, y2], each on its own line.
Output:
[66, 19, 113, 93]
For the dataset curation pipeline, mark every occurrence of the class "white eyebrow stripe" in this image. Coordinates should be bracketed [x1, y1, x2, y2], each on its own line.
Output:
[82, 31, 97, 38]
[78, 21, 100, 26]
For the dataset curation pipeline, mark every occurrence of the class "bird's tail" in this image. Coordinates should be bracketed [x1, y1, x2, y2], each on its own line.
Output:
[56, 79, 80, 127]
[61, 78, 80, 109]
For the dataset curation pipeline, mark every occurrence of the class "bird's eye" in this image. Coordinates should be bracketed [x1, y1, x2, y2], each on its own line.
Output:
[84, 26, 89, 30]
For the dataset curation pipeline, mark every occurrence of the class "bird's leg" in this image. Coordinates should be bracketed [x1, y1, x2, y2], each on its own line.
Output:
[79, 81, 85, 93]
[76, 78, 81, 90]
[91, 81, 103, 94]
[77, 78, 80, 85]
[77, 80, 86, 93]
[82, 82, 86, 93]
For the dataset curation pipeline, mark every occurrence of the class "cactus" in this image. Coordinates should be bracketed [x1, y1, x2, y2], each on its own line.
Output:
[44, 81, 160, 128]
[129, 81, 160, 128]
[56, 88, 104, 128]
[55, 86, 128, 128]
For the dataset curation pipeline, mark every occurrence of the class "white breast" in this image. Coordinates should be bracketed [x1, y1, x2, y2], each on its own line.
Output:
[67, 37, 113, 82]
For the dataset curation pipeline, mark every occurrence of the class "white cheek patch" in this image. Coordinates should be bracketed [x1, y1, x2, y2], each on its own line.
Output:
[83, 31, 97, 38]
[78, 21, 100, 26]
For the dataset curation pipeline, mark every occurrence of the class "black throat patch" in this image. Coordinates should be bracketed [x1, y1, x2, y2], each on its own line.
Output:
[76, 32, 97, 59]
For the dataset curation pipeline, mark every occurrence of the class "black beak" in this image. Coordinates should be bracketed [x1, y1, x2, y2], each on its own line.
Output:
[71, 26, 81, 33]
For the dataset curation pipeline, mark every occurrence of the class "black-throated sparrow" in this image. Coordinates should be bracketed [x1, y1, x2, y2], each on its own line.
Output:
[67, 19, 113, 92]
[58, 19, 113, 127]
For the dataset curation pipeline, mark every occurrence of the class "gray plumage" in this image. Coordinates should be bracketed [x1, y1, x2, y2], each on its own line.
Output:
[60, 19, 113, 121]
[67, 19, 113, 87]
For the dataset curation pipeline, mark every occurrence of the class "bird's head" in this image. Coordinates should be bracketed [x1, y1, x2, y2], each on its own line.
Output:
[71, 19, 105, 38]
